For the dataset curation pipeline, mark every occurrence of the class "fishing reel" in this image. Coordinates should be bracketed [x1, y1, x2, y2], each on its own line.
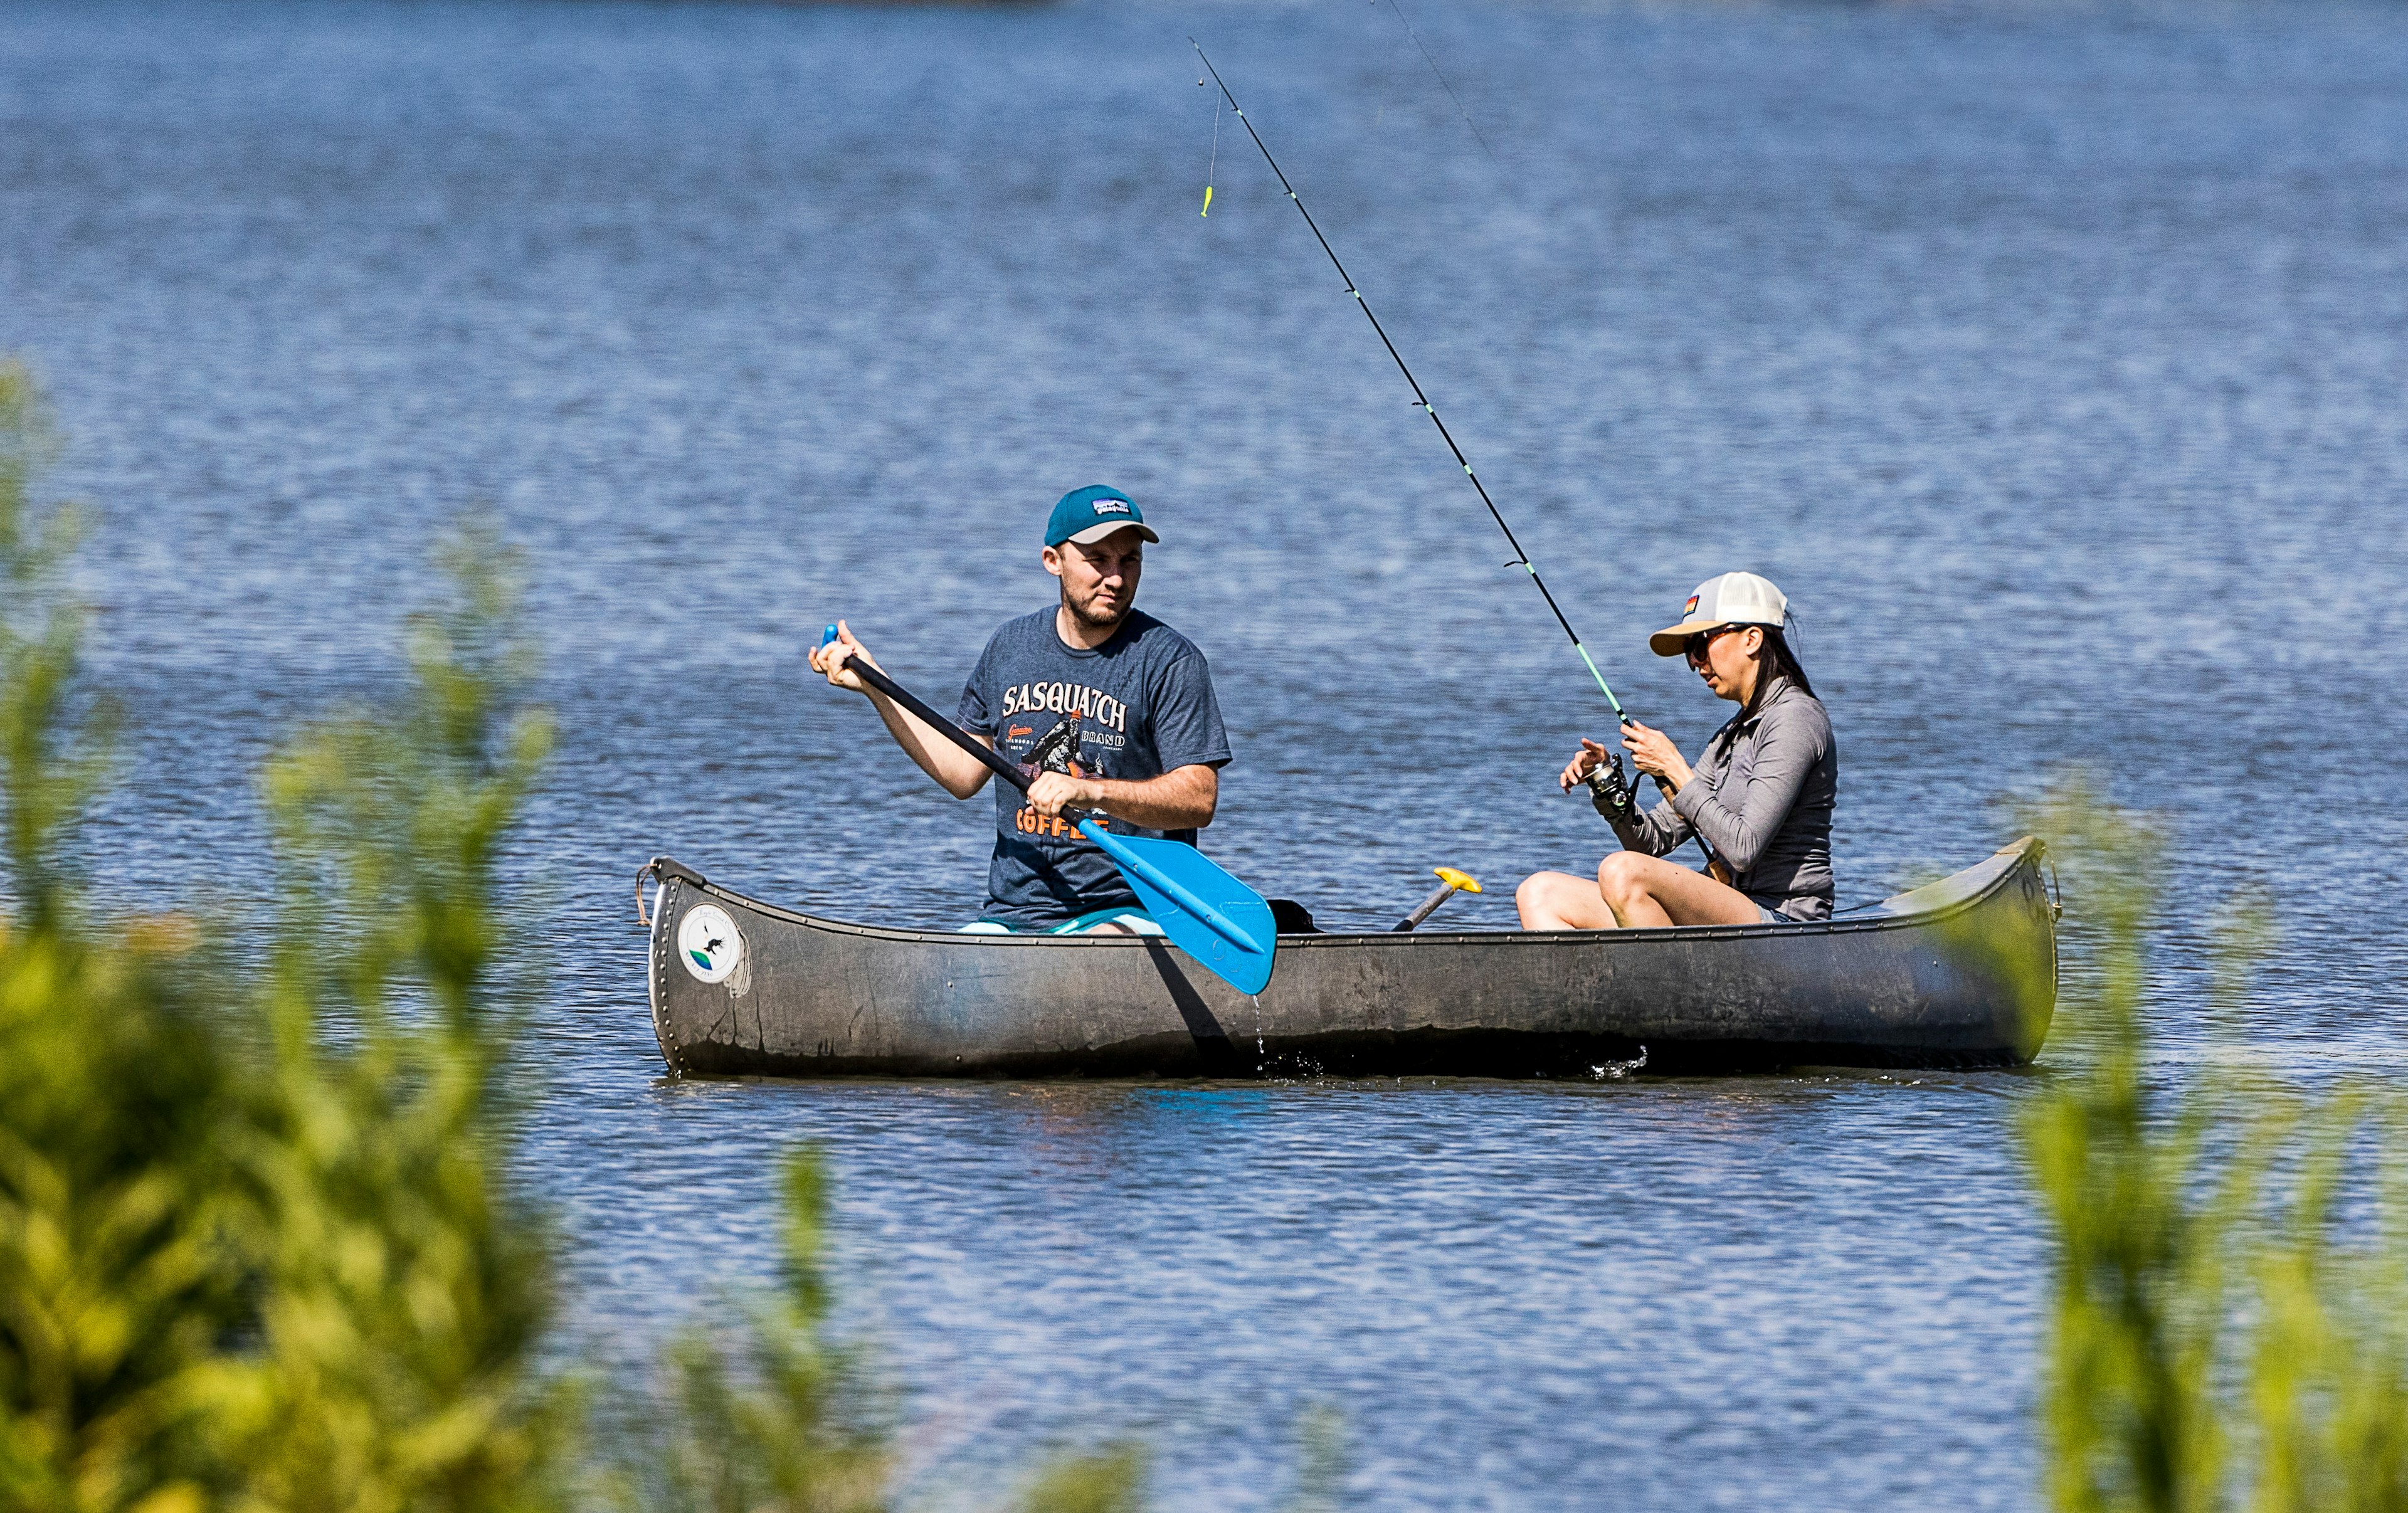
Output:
[1581, 750, 1639, 825]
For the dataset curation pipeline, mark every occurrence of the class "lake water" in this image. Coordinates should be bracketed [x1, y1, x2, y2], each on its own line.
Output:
[8, 0, 2408, 1505]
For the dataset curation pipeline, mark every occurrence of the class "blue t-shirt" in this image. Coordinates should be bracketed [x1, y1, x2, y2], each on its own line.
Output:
[955, 608, 1233, 928]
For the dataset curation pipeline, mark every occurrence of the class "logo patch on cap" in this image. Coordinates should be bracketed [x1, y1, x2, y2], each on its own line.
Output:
[1684, 595, 1700, 616]
[1092, 499, 1131, 516]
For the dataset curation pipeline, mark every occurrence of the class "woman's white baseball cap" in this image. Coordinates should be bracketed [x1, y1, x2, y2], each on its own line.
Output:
[1649, 572, 1791, 656]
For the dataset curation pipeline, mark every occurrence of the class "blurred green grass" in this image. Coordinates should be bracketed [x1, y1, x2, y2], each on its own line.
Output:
[2003, 794, 2408, 1510]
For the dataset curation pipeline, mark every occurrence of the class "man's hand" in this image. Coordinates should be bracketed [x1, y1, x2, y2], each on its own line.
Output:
[1619, 719, 1694, 793]
[1025, 765, 1216, 830]
[806, 619, 993, 800]
[1027, 770, 1103, 820]
[808, 619, 882, 693]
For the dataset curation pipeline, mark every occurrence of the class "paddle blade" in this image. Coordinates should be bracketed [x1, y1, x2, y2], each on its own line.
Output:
[1082, 825, 1277, 996]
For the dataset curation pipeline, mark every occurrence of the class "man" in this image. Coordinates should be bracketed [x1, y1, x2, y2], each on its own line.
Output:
[809, 485, 1233, 934]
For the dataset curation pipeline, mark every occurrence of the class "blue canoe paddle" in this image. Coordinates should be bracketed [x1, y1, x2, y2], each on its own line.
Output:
[820, 626, 1277, 995]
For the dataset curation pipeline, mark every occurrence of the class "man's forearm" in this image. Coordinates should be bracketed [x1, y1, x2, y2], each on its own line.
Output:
[867, 690, 993, 799]
[1085, 765, 1218, 830]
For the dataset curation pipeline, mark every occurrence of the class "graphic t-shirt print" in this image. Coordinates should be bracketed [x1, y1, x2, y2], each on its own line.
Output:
[1005, 709, 1101, 843]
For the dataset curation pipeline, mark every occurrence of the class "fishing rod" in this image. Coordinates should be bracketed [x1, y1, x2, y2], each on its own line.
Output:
[1191, 40, 1691, 843]
[1191, 41, 1629, 725]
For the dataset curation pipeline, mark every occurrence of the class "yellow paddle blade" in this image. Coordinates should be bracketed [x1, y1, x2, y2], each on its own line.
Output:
[1433, 867, 1481, 895]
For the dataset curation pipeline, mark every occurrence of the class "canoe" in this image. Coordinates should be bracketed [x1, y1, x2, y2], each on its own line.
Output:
[637, 838, 2058, 1079]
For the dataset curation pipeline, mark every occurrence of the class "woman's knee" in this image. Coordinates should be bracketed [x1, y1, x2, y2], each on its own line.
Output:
[1597, 851, 1647, 901]
[1515, 870, 1582, 926]
[1514, 872, 1564, 915]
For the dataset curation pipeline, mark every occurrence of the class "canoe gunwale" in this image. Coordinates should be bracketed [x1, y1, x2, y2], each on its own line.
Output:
[649, 836, 2045, 951]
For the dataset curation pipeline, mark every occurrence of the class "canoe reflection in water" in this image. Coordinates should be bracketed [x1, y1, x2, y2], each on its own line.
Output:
[636, 838, 2057, 1080]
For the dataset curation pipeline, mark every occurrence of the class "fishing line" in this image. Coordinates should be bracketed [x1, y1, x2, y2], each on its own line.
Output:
[1189, 38, 1631, 725]
[1198, 76, 1222, 216]
[1378, 0, 1499, 169]
[1370, 0, 1407, 131]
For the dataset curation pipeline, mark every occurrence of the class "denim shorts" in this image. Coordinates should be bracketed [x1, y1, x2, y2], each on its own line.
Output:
[1757, 904, 1790, 925]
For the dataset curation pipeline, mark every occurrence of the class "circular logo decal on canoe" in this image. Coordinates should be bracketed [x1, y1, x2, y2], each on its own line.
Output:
[677, 904, 742, 984]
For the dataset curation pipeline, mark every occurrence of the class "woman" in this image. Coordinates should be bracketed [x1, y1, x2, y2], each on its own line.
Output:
[1516, 572, 1836, 930]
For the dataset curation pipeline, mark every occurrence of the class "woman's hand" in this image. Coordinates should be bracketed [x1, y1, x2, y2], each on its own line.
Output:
[1620, 720, 1695, 793]
[1027, 770, 1104, 819]
[1558, 738, 1613, 793]
[808, 618, 882, 693]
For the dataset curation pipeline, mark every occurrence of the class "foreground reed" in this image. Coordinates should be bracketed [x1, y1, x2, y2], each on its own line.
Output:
[0, 354, 573, 1513]
[2014, 794, 2408, 1510]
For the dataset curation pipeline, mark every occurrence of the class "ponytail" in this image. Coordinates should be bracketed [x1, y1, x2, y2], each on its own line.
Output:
[1756, 625, 1815, 699]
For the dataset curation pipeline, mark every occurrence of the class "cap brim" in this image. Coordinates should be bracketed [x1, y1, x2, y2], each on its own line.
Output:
[1062, 521, 1159, 546]
[1649, 618, 1722, 656]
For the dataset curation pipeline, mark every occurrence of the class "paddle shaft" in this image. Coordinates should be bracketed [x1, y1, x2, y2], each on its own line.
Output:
[835, 650, 1267, 959]
[842, 655, 1033, 796]
[1395, 882, 1457, 932]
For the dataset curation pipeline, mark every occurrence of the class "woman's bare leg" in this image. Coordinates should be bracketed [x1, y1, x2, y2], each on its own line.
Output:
[1597, 851, 1764, 928]
[1515, 870, 1620, 930]
[1519, 856, 1767, 930]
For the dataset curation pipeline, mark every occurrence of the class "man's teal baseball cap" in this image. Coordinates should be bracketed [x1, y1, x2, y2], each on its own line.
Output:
[1045, 485, 1159, 549]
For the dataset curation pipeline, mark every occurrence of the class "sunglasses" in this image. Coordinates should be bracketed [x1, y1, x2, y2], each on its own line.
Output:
[1683, 624, 1750, 665]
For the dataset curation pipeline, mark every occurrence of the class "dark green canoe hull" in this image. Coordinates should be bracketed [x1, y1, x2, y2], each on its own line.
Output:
[639, 840, 2057, 1079]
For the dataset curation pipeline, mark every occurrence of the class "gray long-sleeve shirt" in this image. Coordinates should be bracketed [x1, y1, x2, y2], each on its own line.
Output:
[1608, 674, 1837, 921]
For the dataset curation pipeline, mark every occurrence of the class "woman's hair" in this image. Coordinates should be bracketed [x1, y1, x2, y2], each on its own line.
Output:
[1751, 623, 1815, 699]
